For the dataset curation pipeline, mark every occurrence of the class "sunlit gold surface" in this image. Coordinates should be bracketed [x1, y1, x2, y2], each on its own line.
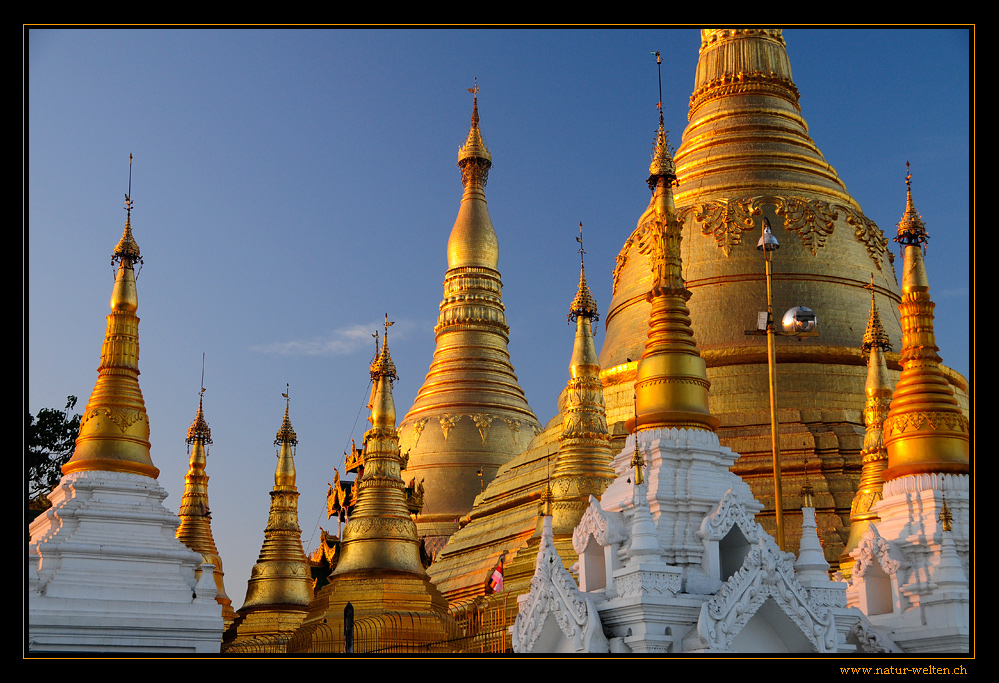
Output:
[882, 172, 969, 480]
[399, 87, 540, 550]
[222, 398, 311, 653]
[175, 392, 235, 625]
[288, 325, 459, 653]
[839, 287, 893, 578]
[62, 201, 157, 479]
[597, 28, 969, 563]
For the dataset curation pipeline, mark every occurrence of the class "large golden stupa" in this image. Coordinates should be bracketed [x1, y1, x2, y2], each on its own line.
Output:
[426, 28, 969, 607]
[598, 28, 967, 560]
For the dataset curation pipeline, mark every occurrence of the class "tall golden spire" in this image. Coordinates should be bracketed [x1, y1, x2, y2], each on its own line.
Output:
[626, 104, 718, 434]
[399, 83, 540, 551]
[175, 386, 235, 624]
[223, 389, 311, 652]
[881, 165, 969, 480]
[288, 317, 458, 653]
[63, 156, 156, 479]
[839, 278, 893, 578]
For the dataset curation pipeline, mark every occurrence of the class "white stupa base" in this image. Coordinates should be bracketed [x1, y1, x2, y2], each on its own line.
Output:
[27, 470, 223, 653]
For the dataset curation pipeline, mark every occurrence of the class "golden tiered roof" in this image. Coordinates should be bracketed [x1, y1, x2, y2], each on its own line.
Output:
[288, 318, 459, 653]
[175, 389, 235, 625]
[222, 392, 312, 653]
[881, 166, 970, 480]
[62, 168, 156, 480]
[398, 83, 541, 552]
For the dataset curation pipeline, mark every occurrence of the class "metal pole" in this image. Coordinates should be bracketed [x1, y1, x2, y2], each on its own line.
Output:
[764, 248, 785, 550]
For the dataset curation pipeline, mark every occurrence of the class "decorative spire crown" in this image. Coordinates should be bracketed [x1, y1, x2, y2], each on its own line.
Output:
[862, 276, 892, 354]
[275, 386, 298, 446]
[568, 222, 599, 322]
[648, 52, 677, 190]
[113, 154, 142, 266]
[894, 162, 929, 249]
[186, 389, 213, 445]
[370, 315, 399, 382]
[458, 78, 492, 187]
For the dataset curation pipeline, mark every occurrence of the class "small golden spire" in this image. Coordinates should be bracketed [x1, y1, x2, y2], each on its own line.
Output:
[800, 478, 814, 508]
[839, 280, 894, 578]
[176, 384, 234, 624]
[862, 275, 893, 356]
[894, 161, 929, 253]
[275, 384, 298, 447]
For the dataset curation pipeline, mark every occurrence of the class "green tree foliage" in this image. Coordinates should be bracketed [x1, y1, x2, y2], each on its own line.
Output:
[27, 396, 81, 499]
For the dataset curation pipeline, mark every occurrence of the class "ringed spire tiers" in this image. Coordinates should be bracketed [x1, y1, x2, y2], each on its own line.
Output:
[399, 83, 541, 552]
[62, 172, 156, 479]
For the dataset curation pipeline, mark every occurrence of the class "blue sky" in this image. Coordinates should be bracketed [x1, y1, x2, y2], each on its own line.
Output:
[26, 27, 971, 602]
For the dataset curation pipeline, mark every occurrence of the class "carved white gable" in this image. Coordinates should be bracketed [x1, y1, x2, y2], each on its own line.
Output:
[512, 517, 608, 653]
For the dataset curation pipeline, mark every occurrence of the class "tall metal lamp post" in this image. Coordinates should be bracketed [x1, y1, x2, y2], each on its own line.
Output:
[757, 218, 785, 550]
[750, 217, 818, 551]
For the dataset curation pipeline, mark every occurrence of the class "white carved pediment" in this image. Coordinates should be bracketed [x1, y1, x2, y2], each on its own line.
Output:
[852, 523, 907, 579]
[513, 518, 608, 653]
[699, 488, 763, 544]
[695, 536, 838, 653]
[572, 495, 627, 555]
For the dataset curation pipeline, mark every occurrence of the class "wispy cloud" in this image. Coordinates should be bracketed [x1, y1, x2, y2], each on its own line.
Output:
[252, 320, 418, 357]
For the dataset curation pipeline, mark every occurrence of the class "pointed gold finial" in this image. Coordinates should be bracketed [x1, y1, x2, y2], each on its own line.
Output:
[458, 78, 492, 188]
[648, 52, 677, 189]
[862, 275, 892, 356]
[370, 314, 399, 382]
[940, 497, 953, 532]
[895, 161, 929, 253]
[275, 384, 297, 447]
